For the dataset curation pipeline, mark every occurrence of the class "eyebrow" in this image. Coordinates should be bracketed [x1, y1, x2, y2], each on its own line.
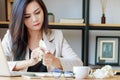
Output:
[24, 8, 40, 15]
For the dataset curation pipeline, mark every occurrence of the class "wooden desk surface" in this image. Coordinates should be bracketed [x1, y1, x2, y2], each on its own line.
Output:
[0, 76, 120, 80]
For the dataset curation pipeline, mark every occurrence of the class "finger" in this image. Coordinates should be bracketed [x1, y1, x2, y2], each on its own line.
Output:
[40, 47, 47, 52]
[34, 48, 42, 55]
[31, 51, 40, 59]
[43, 61, 50, 66]
[32, 54, 38, 60]
[32, 48, 39, 52]
[43, 59, 47, 65]
[40, 47, 50, 54]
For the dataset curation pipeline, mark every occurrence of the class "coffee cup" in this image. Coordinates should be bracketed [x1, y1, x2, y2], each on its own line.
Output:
[73, 66, 92, 79]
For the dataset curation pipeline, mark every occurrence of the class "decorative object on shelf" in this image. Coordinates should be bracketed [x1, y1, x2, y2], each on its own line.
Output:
[100, 0, 107, 24]
[101, 13, 106, 24]
[95, 36, 119, 66]
[48, 12, 54, 22]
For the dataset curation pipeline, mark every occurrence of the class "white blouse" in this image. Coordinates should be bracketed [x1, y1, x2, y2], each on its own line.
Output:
[2, 29, 83, 72]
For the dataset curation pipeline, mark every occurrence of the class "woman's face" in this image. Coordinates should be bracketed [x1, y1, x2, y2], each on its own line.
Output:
[24, 1, 44, 31]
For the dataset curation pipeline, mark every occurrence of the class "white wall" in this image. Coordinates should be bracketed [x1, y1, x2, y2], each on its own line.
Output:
[62, 30, 82, 58]
[43, 0, 83, 22]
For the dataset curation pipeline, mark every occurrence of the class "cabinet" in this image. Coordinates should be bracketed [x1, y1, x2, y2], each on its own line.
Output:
[1, 0, 120, 66]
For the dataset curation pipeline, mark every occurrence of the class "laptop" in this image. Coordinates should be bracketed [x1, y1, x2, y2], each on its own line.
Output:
[0, 39, 35, 76]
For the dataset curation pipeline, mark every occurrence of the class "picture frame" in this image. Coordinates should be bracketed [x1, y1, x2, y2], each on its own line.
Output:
[5, 0, 14, 21]
[95, 36, 119, 66]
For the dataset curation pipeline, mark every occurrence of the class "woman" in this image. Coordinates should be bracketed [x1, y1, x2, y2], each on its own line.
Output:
[2, 0, 83, 72]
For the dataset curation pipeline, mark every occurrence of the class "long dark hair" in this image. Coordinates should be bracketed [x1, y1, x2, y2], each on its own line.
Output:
[9, 0, 48, 60]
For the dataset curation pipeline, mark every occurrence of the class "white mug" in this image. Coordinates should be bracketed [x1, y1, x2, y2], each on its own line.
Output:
[73, 66, 92, 79]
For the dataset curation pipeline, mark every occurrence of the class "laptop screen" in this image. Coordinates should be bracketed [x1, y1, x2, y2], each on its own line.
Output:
[0, 39, 11, 76]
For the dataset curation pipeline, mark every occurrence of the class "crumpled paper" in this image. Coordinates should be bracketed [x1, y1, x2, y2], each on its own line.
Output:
[38, 40, 47, 61]
[93, 65, 114, 78]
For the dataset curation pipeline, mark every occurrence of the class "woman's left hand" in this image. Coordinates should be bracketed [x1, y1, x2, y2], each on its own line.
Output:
[41, 48, 62, 69]
[42, 51, 55, 66]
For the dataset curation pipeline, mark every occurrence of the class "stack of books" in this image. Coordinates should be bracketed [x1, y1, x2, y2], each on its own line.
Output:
[60, 18, 84, 23]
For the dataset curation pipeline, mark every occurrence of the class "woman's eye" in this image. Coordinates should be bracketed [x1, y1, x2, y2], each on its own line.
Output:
[36, 11, 40, 15]
[24, 16, 30, 19]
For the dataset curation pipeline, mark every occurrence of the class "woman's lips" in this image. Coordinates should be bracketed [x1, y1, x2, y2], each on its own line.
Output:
[33, 23, 40, 26]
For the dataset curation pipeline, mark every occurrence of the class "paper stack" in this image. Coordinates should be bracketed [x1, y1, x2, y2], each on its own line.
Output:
[60, 18, 84, 23]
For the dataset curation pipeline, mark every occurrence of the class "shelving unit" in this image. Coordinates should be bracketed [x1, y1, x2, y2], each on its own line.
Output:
[1, 0, 120, 66]
[0, 21, 9, 28]
[0, 22, 85, 29]
[49, 22, 85, 29]
[89, 24, 120, 30]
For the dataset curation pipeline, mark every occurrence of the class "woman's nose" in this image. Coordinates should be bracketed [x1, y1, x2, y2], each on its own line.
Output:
[32, 15, 37, 22]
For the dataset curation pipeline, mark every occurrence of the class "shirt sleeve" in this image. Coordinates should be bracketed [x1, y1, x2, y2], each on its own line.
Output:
[2, 30, 13, 61]
[53, 30, 83, 71]
[8, 61, 16, 71]
[59, 38, 83, 71]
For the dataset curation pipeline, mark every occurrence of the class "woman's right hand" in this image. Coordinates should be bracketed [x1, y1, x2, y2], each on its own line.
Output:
[29, 48, 41, 66]
[12, 48, 42, 71]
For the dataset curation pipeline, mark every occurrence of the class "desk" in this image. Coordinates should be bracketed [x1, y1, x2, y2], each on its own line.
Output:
[0, 76, 120, 80]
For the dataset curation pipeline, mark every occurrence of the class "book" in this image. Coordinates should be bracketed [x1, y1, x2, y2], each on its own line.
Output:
[60, 18, 84, 23]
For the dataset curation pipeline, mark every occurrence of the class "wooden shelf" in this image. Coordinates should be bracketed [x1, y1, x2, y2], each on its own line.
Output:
[0, 21, 85, 29]
[89, 24, 120, 27]
[48, 22, 85, 29]
[89, 24, 120, 30]
[0, 21, 85, 26]
[49, 22, 85, 26]
[0, 21, 10, 24]
[0, 21, 9, 28]
[1, 22, 120, 30]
